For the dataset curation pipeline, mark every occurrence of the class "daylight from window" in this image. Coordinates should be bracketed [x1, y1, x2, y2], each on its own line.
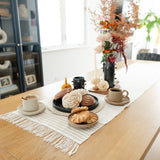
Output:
[38, 0, 86, 50]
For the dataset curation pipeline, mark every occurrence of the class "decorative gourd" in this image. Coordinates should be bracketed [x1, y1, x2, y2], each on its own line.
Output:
[61, 77, 72, 89]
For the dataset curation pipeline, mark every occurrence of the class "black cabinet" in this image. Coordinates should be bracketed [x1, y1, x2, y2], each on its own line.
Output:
[0, 0, 43, 99]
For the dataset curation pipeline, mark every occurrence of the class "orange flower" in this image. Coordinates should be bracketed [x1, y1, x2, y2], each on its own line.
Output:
[104, 49, 111, 53]
[100, 21, 105, 25]
[105, 20, 110, 24]
[102, 25, 109, 29]
[111, 22, 120, 29]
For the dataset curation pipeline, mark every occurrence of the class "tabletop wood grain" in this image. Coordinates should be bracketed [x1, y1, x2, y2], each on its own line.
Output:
[0, 60, 160, 160]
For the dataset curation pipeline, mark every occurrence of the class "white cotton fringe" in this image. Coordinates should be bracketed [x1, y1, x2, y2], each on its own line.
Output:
[0, 112, 79, 156]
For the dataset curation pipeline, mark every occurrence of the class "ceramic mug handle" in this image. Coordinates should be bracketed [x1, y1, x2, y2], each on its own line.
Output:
[122, 90, 129, 98]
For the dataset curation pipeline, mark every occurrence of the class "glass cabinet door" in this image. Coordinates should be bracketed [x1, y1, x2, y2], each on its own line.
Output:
[22, 44, 42, 91]
[0, 47, 20, 99]
[17, 0, 39, 43]
[0, 0, 15, 43]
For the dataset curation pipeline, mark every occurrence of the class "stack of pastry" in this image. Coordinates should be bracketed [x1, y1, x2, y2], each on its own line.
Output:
[54, 88, 96, 109]
[70, 107, 98, 124]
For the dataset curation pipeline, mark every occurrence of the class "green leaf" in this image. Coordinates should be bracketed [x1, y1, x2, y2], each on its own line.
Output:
[144, 12, 153, 20]
[101, 54, 108, 63]
[146, 21, 155, 31]
[104, 41, 110, 49]
[157, 18, 160, 25]
[146, 35, 151, 42]
[155, 16, 158, 21]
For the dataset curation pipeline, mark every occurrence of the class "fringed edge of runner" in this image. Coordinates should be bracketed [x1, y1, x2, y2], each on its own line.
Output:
[0, 112, 79, 156]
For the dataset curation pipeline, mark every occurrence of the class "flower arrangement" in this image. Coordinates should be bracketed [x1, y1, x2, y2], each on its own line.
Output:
[89, 0, 139, 67]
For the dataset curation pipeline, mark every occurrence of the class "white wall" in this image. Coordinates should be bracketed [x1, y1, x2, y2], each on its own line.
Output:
[42, 46, 97, 85]
[42, 0, 99, 85]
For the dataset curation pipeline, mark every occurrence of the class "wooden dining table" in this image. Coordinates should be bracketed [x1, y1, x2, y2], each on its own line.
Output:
[0, 60, 160, 160]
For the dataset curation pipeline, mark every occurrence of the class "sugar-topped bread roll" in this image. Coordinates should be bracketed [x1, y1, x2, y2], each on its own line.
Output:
[62, 91, 82, 108]
[81, 94, 95, 106]
[54, 88, 72, 100]
[72, 89, 88, 96]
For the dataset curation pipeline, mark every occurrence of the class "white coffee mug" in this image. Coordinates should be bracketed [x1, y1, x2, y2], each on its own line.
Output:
[22, 95, 39, 112]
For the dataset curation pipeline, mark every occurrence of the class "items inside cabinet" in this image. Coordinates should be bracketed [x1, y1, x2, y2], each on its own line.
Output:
[18, 0, 38, 43]
[0, 0, 14, 44]
[0, 47, 20, 99]
[22, 44, 42, 90]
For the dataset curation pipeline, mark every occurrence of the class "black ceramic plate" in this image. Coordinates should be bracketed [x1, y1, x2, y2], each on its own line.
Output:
[53, 94, 99, 113]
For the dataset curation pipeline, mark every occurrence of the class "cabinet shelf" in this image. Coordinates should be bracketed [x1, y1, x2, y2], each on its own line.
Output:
[20, 18, 31, 21]
[0, 84, 19, 95]
[0, 43, 16, 48]
[22, 42, 39, 46]
[0, 52, 16, 61]
[0, 17, 12, 21]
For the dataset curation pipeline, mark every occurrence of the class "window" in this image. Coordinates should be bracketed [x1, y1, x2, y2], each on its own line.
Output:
[38, 0, 87, 51]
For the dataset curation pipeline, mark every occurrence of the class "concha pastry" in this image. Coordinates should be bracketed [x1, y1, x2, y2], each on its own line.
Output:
[71, 106, 88, 114]
[86, 113, 98, 124]
[81, 94, 95, 106]
[62, 91, 82, 108]
[70, 111, 90, 124]
[54, 88, 72, 100]
[98, 80, 109, 91]
[72, 89, 88, 96]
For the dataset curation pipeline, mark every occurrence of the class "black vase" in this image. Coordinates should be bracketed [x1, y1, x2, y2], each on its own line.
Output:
[103, 61, 115, 88]
[72, 76, 86, 89]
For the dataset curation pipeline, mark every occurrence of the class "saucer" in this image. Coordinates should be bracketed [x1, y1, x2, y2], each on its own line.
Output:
[18, 102, 46, 116]
[68, 112, 98, 129]
[104, 95, 130, 106]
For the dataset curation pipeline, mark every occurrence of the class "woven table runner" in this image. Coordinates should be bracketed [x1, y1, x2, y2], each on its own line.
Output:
[1, 62, 160, 156]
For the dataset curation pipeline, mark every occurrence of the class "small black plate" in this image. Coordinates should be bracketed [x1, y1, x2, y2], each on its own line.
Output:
[53, 94, 99, 113]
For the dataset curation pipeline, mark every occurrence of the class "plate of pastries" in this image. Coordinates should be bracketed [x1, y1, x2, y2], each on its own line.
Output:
[68, 106, 98, 129]
[53, 88, 99, 113]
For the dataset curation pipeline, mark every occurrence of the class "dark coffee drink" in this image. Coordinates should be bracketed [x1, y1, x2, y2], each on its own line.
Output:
[110, 89, 121, 92]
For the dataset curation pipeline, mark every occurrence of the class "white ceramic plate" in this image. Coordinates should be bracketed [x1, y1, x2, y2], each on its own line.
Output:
[18, 102, 46, 116]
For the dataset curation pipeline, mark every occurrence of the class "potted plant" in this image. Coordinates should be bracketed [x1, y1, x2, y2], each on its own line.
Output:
[139, 11, 160, 50]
